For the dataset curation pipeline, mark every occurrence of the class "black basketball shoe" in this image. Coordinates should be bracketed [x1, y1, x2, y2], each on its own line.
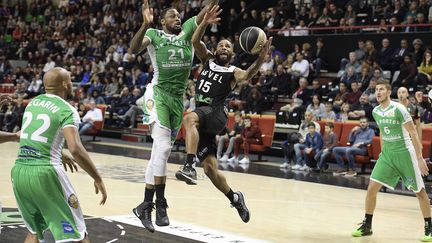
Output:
[155, 198, 170, 226]
[231, 191, 250, 223]
[133, 201, 155, 233]
[352, 220, 372, 237]
[175, 164, 197, 185]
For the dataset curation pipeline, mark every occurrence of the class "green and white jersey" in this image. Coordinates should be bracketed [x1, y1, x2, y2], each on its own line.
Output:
[372, 101, 413, 152]
[16, 94, 81, 166]
[144, 16, 197, 96]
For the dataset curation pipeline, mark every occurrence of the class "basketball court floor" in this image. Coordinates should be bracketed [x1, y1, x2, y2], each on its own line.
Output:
[0, 140, 430, 243]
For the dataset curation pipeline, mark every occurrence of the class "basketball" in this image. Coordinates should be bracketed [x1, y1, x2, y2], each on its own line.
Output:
[239, 27, 267, 55]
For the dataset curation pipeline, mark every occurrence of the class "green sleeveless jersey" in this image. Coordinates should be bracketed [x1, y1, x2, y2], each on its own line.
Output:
[372, 101, 413, 152]
[144, 16, 197, 96]
[16, 94, 81, 166]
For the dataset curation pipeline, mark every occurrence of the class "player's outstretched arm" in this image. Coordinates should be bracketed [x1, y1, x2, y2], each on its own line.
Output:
[192, 5, 221, 63]
[64, 127, 107, 205]
[233, 37, 273, 84]
[404, 120, 429, 176]
[0, 131, 19, 143]
[196, 0, 219, 24]
[130, 0, 153, 54]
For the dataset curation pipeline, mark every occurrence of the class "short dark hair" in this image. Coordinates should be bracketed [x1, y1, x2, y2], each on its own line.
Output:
[376, 79, 391, 90]
[160, 7, 176, 22]
[244, 116, 251, 121]
[307, 122, 316, 128]
[325, 122, 334, 129]
[359, 116, 368, 121]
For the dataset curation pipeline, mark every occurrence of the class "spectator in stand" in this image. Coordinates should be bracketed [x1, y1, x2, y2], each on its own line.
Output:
[340, 66, 357, 87]
[314, 122, 338, 172]
[339, 52, 361, 77]
[418, 50, 432, 86]
[332, 117, 374, 176]
[280, 111, 320, 168]
[265, 8, 282, 31]
[278, 20, 294, 36]
[108, 87, 132, 126]
[118, 89, 144, 129]
[403, 15, 416, 32]
[391, 39, 411, 72]
[229, 81, 251, 111]
[91, 90, 105, 105]
[311, 79, 325, 97]
[322, 102, 337, 121]
[219, 112, 244, 162]
[280, 77, 311, 114]
[388, 17, 402, 33]
[270, 64, 290, 96]
[344, 5, 356, 23]
[364, 78, 378, 107]
[308, 6, 320, 28]
[288, 52, 309, 84]
[347, 82, 363, 106]
[359, 66, 372, 91]
[292, 122, 323, 171]
[391, 0, 406, 23]
[3, 96, 25, 132]
[310, 38, 328, 77]
[355, 40, 367, 62]
[79, 100, 103, 135]
[333, 82, 349, 111]
[26, 74, 43, 98]
[377, 38, 394, 71]
[306, 94, 326, 120]
[42, 55, 55, 73]
[88, 75, 104, 96]
[394, 54, 418, 89]
[412, 39, 425, 66]
[283, 54, 294, 70]
[260, 54, 274, 73]
[417, 0, 429, 17]
[328, 3, 343, 27]
[349, 93, 374, 120]
[398, 87, 423, 139]
[246, 88, 265, 114]
[292, 20, 309, 36]
[415, 13, 429, 32]
[364, 40, 377, 63]
[228, 116, 262, 164]
[337, 103, 351, 122]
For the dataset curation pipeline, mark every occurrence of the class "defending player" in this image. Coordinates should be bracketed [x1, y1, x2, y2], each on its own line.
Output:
[129, 0, 217, 233]
[352, 80, 432, 242]
[174, 6, 272, 222]
[12, 67, 107, 243]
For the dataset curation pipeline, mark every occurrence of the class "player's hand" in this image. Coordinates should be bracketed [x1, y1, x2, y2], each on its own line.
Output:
[418, 157, 429, 176]
[203, 5, 222, 25]
[258, 37, 273, 59]
[141, 0, 154, 25]
[0, 95, 12, 107]
[14, 130, 20, 141]
[62, 152, 78, 173]
[94, 179, 107, 205]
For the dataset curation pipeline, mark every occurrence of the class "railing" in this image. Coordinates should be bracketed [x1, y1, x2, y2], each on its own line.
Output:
[267, 23, 432, 35]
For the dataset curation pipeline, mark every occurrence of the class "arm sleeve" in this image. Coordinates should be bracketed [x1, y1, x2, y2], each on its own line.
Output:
[61, 108, 81, 129]
[398, 105, 413, 124]
[182, 16, 197, 39]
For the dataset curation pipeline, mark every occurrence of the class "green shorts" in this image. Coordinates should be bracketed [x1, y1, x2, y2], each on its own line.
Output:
[11, 163, 86, 242]
[142, 83, 184, 142]
[370, 146, 425, 193]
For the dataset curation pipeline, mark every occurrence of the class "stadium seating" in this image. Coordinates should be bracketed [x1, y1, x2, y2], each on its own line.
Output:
[84, 105, 106, 141]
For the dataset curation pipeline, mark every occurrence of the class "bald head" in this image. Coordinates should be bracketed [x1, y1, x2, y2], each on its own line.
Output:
[397, 86, 409, 101]
[43, 67, 72, 98]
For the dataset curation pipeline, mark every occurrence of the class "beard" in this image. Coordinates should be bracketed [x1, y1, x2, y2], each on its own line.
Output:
[215, 53, 231, 66]
[167, 25, 181, 35]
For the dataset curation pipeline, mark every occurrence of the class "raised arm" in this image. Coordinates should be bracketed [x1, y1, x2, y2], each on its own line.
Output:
[130, 0, 153, 54]
[196, 0, 219, 24]
[192, 5, 221, 63]
[233, 37, 273, 84]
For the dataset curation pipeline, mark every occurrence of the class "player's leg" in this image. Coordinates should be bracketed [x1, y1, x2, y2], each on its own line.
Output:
[133, 137, 157, 233]
[184, 112, 200, 160]
[24, 233, 38, 243]
[353, 152, 399, 237]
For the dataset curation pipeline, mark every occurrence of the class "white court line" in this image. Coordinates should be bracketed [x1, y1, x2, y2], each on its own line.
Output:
[105, 215, 269, 243]
[105, 239, 118, 243]
[120, 230, 125, 236]
[116, 224, 124, 230]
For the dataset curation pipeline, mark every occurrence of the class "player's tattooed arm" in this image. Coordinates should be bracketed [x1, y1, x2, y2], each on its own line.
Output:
[233, 37, 273, 84]
[192, 5, 221, 63]
[196, 0, 219, 24]
[130, 0, 153, 54]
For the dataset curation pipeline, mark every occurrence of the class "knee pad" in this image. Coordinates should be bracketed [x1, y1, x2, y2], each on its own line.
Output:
[145, 160, 155, 185]
[151, 124, 172, 176]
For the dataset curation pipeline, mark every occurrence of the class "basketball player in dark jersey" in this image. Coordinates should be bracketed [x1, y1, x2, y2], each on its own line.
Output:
[175, 6, 271, 222]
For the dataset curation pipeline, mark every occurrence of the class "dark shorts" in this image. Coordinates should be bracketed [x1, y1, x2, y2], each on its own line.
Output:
[193, 105, 228, 162]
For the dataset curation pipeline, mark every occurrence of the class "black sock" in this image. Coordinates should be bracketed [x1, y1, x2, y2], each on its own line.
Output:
[186, 154, 195, 166]
[425, 217, 431, 227]
[365, 214, 373, 225]
[144, 188, 155, 202]
[155, 184, 166, 200]
[225, 189, 235, 202]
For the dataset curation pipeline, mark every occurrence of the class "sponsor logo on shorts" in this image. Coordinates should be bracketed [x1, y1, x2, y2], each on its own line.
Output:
[68, 194, 79, 209]
[61, 221, 75, 234]
[406, 177, 415, 186]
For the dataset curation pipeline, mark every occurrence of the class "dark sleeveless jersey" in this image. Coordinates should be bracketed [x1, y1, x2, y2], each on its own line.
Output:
[195, 59, 236, 107]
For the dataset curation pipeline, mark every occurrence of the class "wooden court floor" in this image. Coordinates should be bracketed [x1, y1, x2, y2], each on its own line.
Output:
[0, 142, 428, 243]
